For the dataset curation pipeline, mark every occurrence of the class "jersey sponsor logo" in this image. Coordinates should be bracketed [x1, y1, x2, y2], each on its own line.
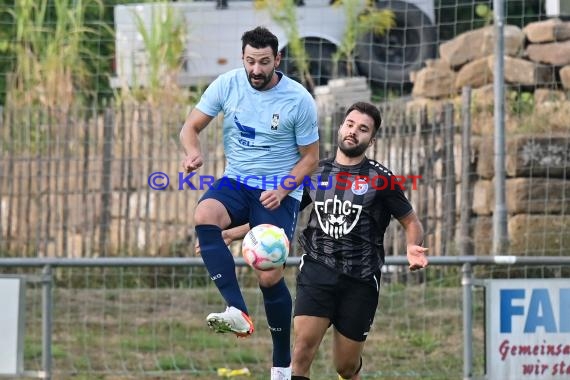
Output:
[314, 195, 362, 239]
[351, 178, 368, 195]
[234, 116, 271, 150]
[234, 116, 255, 139]
[271, 113, 279, 130]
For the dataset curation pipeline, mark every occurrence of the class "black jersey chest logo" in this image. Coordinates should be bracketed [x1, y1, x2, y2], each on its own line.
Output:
[314, 195, 362, 239]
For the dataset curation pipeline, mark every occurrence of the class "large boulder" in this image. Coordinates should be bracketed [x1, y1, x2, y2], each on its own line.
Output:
[560, 65, 570, 89]
[501, 56, 554, 86]
[523, 18, 570, 43]
[411, 66, 457, 98]
[440, 25, 524, 68]
[526, 40, 570, 66]
[508, 214, 570, 255]
[455, 56, 493, 89]
[506, 135, 570, 177]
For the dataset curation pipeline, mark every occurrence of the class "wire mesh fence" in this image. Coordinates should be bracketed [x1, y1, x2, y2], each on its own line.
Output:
[1, 1, 568, 260]
[3, 257, 569, 380]
[1, 1, 569, 379]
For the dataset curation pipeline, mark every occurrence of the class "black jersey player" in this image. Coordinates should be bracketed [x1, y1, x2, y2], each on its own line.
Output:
[291, 101, 428, 380]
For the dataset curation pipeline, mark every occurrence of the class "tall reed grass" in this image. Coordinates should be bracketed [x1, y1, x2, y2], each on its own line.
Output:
[125, 0, 188, 106]
[254, 0, 315, 91]
[5, 0, 106, 109]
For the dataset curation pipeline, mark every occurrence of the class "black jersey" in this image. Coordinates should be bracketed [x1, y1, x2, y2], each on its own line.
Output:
[299, 157, 413, 279]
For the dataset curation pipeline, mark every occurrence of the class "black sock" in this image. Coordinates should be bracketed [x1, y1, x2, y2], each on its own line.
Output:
[292, 376, 310, 380]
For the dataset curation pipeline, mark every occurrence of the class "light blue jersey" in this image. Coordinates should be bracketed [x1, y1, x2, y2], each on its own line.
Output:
[196, 68, 319, 201]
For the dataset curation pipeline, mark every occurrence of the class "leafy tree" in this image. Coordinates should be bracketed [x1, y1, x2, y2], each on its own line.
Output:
[331, 0, 395, 77]
[254, 0, 315, 92]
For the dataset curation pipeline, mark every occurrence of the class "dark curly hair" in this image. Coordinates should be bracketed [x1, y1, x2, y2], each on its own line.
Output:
[344, 102, 382, 133]
[241, 26, 279, 57]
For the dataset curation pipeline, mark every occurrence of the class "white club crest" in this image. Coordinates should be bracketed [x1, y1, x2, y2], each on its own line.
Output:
[314, 195, 362, 239]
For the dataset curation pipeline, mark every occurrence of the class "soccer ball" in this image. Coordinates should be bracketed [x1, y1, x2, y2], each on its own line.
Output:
[242, 224, 290, 271]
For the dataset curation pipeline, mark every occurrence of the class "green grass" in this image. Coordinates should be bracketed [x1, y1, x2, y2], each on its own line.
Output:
[18, 269, 484, 380]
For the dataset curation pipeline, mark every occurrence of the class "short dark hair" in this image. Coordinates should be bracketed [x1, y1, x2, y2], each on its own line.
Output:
[241, 26, 279, 57]
[343, 101, 382, 133]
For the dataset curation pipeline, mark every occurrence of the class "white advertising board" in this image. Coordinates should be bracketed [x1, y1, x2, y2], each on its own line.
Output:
[0, 277, 25, 376]
[486, 279, 570, 379]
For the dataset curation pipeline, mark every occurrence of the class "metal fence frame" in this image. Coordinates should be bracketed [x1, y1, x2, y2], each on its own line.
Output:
[0, 255, 569, 380]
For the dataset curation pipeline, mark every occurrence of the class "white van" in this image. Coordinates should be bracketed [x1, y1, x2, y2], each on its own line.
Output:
[112, 0, 437, 89]
[545, 0, 570, 18]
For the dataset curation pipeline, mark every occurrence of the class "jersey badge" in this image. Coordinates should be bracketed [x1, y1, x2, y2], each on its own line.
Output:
[271, 114, 279, 130]
[351, 178, 368, 195]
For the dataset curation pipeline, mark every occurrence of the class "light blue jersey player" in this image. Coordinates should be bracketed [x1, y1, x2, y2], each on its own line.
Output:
[196, 67, 318, 202]
[180, 26, 319, 380]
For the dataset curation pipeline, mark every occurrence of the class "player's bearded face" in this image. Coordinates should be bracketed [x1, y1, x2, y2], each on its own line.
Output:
[243, 45, 278, 90]
[337, 110, 375, 157]
[246, 68, 273, 90]
[338, 133, 370, 157]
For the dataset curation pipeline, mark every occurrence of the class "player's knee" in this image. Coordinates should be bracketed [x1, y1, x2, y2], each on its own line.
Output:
[194, 200, 227, 226]
[292, 341, 317, 372]
[256, 268, 283, 287]
[193, 206, 215, 225]
[194, 213, 211, 226]
[336, 368, 355, 380]
[336, 361, 360, 379]
[293, 340, 316, 359]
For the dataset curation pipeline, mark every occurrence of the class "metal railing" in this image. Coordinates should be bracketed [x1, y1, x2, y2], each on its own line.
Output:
[1, 255, 569, 380]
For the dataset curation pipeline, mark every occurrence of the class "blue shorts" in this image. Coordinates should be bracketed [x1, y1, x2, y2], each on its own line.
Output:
[198, 178, 300, 241]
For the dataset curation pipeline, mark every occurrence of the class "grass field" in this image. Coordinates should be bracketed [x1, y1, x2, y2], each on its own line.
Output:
[18, 268, 485, 379]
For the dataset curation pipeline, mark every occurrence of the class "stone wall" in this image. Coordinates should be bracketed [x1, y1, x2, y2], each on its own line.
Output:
[472, 135, 570, 255]
[404, 18, 570, 256]
[411, 18, 570, 98]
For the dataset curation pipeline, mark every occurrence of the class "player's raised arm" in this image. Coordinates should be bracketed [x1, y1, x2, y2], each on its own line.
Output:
[397, 210, 429, 271]
[179, 108, 214, 173]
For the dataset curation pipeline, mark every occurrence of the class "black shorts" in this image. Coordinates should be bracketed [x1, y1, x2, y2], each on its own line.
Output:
[293, 255, 380, 342]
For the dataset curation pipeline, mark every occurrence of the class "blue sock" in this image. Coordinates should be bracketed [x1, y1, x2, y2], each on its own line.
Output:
[260, 278, 292, 367]
[195, 224, 248, 314]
